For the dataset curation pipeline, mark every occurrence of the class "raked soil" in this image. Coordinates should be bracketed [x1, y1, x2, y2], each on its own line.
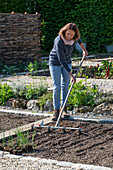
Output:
[0, 112, 46, 133]
[0, 112, 113, 168]
[22, 120, 113, 168]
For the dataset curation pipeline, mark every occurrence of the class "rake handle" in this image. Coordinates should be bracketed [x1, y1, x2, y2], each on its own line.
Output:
[55, 55, 85, 127]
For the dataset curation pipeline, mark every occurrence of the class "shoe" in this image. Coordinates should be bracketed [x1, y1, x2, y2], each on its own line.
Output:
[61, 106, 70, 118]
[51, 109, 59, 121]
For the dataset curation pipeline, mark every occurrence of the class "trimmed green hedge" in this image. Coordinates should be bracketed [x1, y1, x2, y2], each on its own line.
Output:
[37, 0, 113, 53]
[0, 0, 113, 53]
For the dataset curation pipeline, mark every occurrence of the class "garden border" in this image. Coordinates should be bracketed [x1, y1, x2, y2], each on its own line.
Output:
[0, 109, 113, 142]
[0, 110, 113, 170]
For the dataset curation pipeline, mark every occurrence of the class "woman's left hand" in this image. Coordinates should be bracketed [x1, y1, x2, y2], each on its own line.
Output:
[83, 50, 88, 57]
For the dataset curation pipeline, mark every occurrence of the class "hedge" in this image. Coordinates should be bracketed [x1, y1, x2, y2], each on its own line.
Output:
[0, 0, 113, 53]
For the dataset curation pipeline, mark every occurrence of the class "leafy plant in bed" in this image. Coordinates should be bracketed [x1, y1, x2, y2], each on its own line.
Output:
[0, 82, 14, 105]
[68, 80, 99, 110]
[2, 129, 37, 155]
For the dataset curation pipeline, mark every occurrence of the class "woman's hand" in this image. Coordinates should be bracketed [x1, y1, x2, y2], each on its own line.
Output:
[71, 75, 76, 83]
[83, 50, 88, 57]
[69, 72, 76, 83]
[79, 43, 88, 57]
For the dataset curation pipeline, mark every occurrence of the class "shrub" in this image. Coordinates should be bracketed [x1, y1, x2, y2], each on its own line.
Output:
[98, 60, 113, 79]
[2, 65, 20, 75]
[13, 81, 48, 100]
[68, 80, 99, 109]
[26, 60, 40, 75]
[0, 82, 14, 105]
[37, 92, 53, 110]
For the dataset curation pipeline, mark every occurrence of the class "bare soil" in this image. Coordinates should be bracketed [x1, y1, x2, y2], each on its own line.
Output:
[0, 113, 113, 168]
[0, 112, 46, 133]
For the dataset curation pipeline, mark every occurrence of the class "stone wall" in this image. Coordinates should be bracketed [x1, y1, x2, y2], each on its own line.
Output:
[0, 12, 42, 66]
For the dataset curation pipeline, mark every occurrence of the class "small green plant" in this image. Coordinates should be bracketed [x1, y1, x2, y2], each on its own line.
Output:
[40, 60, 48, 73]
[31, 130, 37, 151]
[14, 128, 30, 148]
[25, 83, 39, 99]
[33, 60, 40, 72]
[26, 60, 40, 75]
[98, 60, 113, 78]
[26, 62, 34, 75]
[12, 128, 36, 151]
[11, 136, 15, 149]
[0, 82, 14, 105]
[37, 92, 53, 110]
[68, 80, 99, 109]
[2, 65, 20, 75]
[7, 132, 11, 147]
[14, 81, 48, 100]
[18, 62, 26, 72]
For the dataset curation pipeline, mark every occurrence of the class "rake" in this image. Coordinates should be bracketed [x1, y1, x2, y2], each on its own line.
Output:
[32, 55, 85, 133]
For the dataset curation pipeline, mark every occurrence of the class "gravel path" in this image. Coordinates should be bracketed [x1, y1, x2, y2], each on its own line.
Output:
[0, 151, 112, 170]
[1, 75, 113, 93]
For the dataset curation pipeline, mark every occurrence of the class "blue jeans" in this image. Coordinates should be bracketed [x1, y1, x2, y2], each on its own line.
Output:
[49, 64, 72, 110]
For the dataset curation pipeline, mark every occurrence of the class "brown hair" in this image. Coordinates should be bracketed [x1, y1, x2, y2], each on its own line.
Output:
[59, 23, 80, 41]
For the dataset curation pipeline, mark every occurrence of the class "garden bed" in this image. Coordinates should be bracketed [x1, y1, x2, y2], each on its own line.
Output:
[0, 119, 113, 168]
[0, 112, 46, 133]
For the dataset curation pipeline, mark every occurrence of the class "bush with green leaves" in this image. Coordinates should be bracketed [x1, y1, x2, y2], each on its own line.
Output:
[68, 80, 99, 110]
[36, 0, 113, 53]
[14, 81, 48, 100]
[0, 82, 14, 105]
[26, 60, 40, 75]
[98, 60, 113, 78]
[26, 60, 48, 75]
[0, 62, 27, 75]
[3, 128, 36, 151]
[26, 62, 34, 75]
[2, 65, 20, 75]
[37, 92, 53, 110]
[40, 60, 48, 73]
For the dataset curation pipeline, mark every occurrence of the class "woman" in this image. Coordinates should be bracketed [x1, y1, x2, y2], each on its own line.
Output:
[49, 23, 88, 121]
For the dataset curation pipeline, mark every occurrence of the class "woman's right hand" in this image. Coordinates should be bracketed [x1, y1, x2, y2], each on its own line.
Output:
[71, 75, 76, 83]
[69, 72, 76, 83]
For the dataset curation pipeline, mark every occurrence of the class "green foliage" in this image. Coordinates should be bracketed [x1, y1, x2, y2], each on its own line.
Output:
[26, 62, 34, 75]
[98, 60, 113, 78]
[26, 60, 47, 75]
[0, 62, 27, 75]
[33, 60, 40, 72]
[68, 80, 99, 109]
[0, 62, 26, 75]
[2, 65, 20, 75]
[0, 0, 38, 14]
[36, 0, 113, 53]
[26, 60, 40, 75]
[14, 81, 48, 100]
[14, 129, 30, 148]
[37, 92, 53, 110]
[0, 82, 14, 105]
[3, 128, 36, 151]
[40, 60, 48, 73]
[0, 61, 47, 75]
